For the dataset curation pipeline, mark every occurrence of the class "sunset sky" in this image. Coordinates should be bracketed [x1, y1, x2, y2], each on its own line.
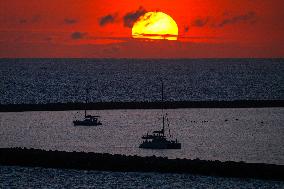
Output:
[0, 0, 283, 58]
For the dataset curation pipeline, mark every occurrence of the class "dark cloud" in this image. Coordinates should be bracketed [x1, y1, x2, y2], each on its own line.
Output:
[18, 15, 41, 24]
[189, 12, 257, 29]
[99, 14, 116, 26]
[192, 17, 210, 27]
[217, 11, 257, 27]
[71, 32, 87, 40]
[123, 6, 146, 28]
[64, 18, 77, 24]
[133, 34, 178, 40]
[184, 26, 189, 33]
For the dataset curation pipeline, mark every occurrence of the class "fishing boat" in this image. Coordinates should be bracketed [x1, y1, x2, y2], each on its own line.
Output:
[139, 82, 181, 149]
[73, 89, 102, 126]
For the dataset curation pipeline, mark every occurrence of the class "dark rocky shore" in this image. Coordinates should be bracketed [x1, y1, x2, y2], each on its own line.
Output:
[0, 148, 283, 181]
[0, 100, 283, 112]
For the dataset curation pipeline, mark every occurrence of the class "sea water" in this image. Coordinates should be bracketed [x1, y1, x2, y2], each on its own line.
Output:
[0, 108, 283, 165]
[1, 166, 283, 189]
[1, 58, 284, 188]
[0, 58, 283, 104]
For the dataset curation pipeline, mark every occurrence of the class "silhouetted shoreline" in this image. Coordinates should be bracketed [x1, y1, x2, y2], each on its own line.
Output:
[0, 148, 283, 181]
[0, 100, 283, 112]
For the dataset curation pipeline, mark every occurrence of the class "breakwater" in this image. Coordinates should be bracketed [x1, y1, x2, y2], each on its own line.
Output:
[0, 100, 283, 112]
[0, 148, 283, 181]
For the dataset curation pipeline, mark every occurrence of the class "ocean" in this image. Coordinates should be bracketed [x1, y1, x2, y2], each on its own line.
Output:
[0, 58, 283, 104]
[0, 58, 283, 188]
[1, 166, 283, 189]
[0, 108, 283, 165]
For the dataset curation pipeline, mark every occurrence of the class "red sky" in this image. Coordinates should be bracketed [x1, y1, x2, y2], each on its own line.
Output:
[0, 0, 283, 58]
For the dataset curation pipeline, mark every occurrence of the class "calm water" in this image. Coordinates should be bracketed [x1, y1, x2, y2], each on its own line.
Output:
[1, 166, 283, 189]
[1, 108, 283, 165]
[0, 58, 283, 104]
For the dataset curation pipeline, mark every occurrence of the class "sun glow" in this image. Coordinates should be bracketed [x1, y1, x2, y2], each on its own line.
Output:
[132, 12, 178, 40]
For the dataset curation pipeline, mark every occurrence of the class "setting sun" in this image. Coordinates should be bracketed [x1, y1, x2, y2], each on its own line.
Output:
[132, 12, 179, 40]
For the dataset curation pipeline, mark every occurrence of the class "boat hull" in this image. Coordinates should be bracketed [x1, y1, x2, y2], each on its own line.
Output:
[73, 121, 102, 126]
[139, 141, 181, 149]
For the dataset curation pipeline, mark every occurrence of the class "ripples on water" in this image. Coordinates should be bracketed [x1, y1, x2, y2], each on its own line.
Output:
[0, 58, 283, 104]
[0, 166, 283, 189]
[1, 58, 284, 187]
[1, 108, 283, 165]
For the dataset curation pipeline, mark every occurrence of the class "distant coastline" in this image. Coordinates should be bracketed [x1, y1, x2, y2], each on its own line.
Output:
[0, 148, 283, 181]
[0, 100, 283, 112]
